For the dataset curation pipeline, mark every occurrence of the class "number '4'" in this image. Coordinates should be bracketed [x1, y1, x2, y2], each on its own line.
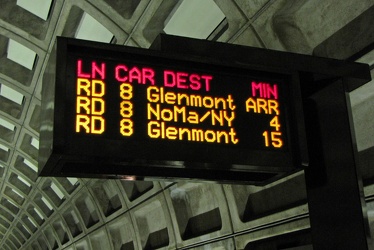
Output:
[270, 116, 280, 131]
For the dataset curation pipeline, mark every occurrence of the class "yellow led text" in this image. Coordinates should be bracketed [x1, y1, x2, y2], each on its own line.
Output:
[148, 121, 238, 144]
[119, 83, 134, 136]
[147, 104, 235, 127]
[245, 97, 279, 115]
[76, 78, 105, 134]
[147, 86, 236, 110]
[146, 86, 239, 144]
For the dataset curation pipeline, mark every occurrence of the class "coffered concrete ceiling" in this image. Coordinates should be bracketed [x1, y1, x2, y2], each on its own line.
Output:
[0, 0, 373, 249]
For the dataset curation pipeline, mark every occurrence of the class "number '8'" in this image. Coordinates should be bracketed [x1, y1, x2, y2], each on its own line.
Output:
[120, 83, 133, 136]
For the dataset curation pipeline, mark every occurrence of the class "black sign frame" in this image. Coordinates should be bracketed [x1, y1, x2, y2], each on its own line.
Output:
[39, 37, 307, 184]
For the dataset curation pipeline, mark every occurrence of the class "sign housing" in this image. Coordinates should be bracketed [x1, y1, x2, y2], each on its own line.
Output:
[39, 37, 307, 184]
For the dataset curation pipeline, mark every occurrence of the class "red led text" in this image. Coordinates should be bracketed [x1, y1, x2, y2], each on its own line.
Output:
[115, 65, 155, 85]
[164, 70, 212, 91]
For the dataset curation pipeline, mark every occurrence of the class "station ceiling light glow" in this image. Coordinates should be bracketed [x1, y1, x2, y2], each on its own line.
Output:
[0, 84, 24, 105]
[7, 39, 36, 70]
[16, 0, 52, 20]
[164, 0, 225, 39]
[75, 12, 113, 43]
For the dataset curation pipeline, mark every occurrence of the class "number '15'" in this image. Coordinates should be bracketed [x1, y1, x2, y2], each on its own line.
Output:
[263, 131, 283, 148]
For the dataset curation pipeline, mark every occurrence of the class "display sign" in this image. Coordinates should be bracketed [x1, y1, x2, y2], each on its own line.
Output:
[39, 37, 306, 183]
[75, 61, 283, 148]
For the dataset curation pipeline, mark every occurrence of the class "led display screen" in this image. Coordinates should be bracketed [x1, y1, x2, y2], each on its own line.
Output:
[39, 37, 306, 183]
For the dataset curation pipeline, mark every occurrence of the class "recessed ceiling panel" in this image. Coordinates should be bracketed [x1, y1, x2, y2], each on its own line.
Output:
[75, 12, 113, 43]
[0, 84, 24, 105]
[7, 40, 36, 70]
[164, 0, 225, 39]
[23, 158, 38, 173]
[0, 143, 9, 152]
[0, 117, 16, 132]
[31, 138, 39, 150]
[16, 0, 52, 21]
